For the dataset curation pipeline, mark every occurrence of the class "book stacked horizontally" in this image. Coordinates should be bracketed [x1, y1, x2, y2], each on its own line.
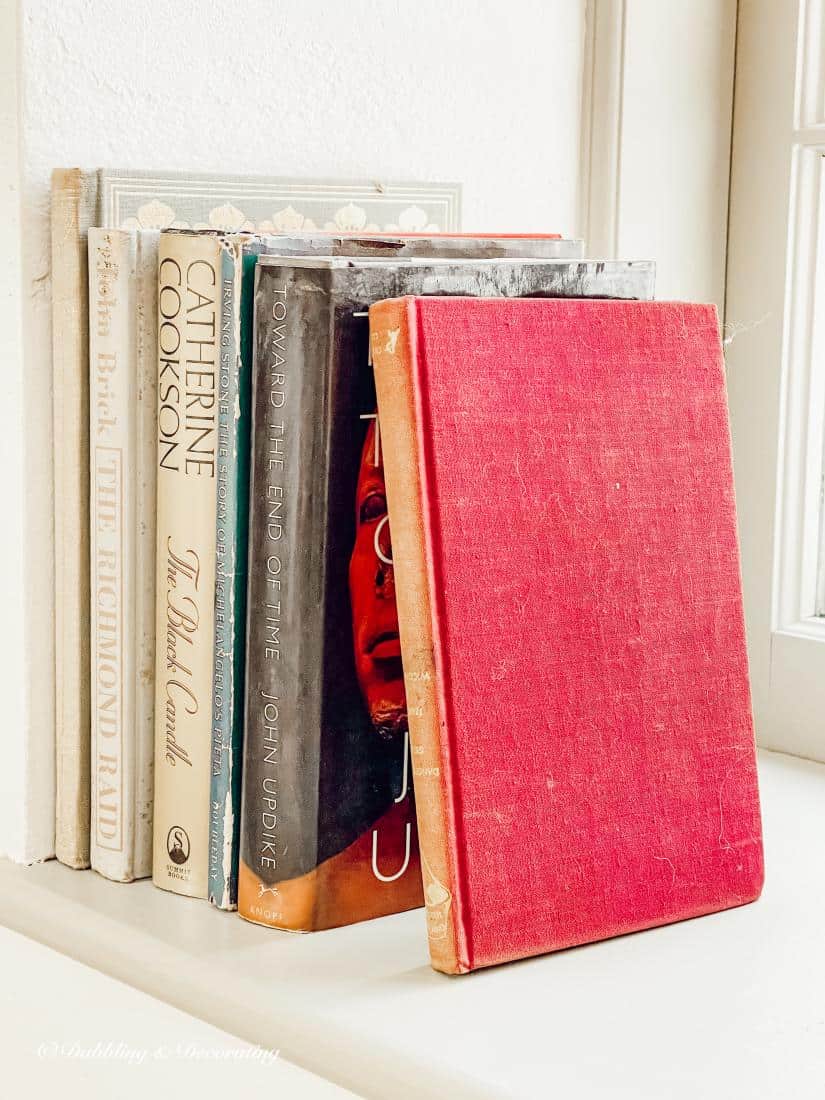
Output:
[51, 167, 763, 974]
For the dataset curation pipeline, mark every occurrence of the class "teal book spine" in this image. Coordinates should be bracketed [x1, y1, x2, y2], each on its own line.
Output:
[209, 240, 254, 908]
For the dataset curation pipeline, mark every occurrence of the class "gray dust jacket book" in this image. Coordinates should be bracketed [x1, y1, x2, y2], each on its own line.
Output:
[239, 257, 656, 931]
[209, 233, 584, 909]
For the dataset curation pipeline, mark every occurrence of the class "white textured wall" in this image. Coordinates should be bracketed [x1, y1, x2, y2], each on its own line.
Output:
[11, 0, 586, 858]
[23, 1, 586, 223]
[0, 0, 32, 860]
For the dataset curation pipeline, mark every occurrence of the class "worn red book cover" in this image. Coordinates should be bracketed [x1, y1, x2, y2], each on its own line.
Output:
[371, 296, 764, 974]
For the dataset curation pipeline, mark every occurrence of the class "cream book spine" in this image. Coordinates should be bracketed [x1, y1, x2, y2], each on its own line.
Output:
[89, 229, 158, 882]
[52, 168, 95, 867]
[152, 231, 220, 898]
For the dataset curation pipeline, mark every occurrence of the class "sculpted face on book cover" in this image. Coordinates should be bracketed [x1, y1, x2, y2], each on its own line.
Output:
[240, 372, 421, 930]
[349, 419, 407, 739]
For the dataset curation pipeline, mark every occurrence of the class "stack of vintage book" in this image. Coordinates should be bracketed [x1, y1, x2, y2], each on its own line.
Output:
[51, 167, 763, 974]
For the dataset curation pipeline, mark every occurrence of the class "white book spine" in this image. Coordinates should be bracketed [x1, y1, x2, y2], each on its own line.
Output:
[152, 232, 221, 898]
[89, 228, 136, 881]
[53, 169, 98, 868]
[89, 229, 159, 882]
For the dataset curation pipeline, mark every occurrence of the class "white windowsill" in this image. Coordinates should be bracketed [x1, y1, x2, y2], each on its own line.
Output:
[0, 748, 822, 1100]
[0, 925, 355, 1098]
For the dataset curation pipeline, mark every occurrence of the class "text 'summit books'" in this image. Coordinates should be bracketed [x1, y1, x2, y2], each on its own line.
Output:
[239, 257, 655, 933]
[371, 296, 764, 974]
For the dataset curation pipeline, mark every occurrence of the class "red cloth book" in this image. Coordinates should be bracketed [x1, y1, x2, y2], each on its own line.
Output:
[371, 296, 764, 974]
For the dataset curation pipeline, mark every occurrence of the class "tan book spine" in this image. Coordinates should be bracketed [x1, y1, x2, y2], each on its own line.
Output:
[51, 168, 93, 868]
[89, 229, 158, 883]
[369, 298, 464, 974]
[152, 232, 221, 898]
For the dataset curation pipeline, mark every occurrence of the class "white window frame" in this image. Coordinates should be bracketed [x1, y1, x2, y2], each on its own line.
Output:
[580, 0, 737, 312]
[726, 0, 825, 761]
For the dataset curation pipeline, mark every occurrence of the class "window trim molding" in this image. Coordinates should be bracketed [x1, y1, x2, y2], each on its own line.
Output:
[578, 0, 627, 256]
[578, 0, 737, 315]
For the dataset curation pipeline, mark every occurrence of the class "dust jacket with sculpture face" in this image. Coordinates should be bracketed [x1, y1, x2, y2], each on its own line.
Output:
[238, 258, 656, 932]
[212, 234, 587, 910]
[370, 296, 764, 974]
